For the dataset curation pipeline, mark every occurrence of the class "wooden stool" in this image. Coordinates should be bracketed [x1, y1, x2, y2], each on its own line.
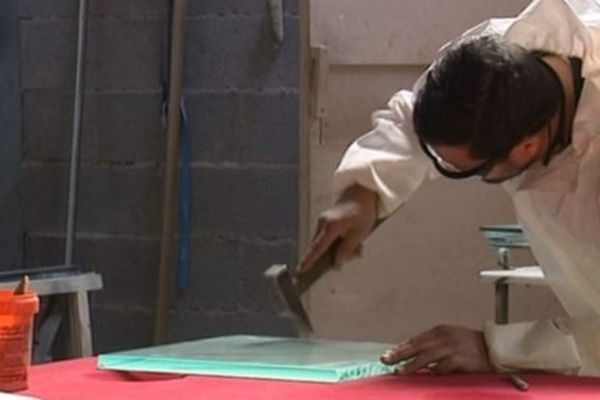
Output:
[0, 266, 103, 359]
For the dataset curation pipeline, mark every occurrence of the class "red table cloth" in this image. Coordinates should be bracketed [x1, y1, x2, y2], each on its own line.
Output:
[21, 358, 600, 399]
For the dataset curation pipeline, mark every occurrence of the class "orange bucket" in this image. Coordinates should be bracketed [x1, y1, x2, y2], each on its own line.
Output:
[0, 289, 39, 391]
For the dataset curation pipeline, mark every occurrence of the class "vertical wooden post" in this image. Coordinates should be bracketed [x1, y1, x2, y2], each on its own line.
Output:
[154, 0, 189, 344]
[298, 0, 311, 260]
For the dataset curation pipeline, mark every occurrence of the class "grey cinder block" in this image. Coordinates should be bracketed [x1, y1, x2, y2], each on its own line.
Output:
[21, 18, 163, 90]
[190, 165, 298, 238]
[22, 164, 162, 235]
[184, 16, 298, 90]
[19, 0, 78, 19]
[186, 90, 298, 165]
[188, 0, 298, 17]
[92, 92, 163, 163]
[22, 90, 96, 162]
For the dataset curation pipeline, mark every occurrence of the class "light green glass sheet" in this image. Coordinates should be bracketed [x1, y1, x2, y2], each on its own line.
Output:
[97, 335, 397, 383]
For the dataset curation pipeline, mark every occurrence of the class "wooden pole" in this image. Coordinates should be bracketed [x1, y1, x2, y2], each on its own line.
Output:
[154, 0, 189, 344]
[298, 0, 311, 260]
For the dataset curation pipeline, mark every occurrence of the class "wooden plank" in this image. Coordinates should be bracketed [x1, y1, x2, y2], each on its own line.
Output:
[0, 272, 103, 296]
[309, 45, 329, 122]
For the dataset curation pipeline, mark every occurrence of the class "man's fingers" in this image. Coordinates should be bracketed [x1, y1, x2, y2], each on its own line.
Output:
[298, 224, 344, 273]
[312, 217, 327, 241]
[381, 326, 445, 365]
[381, 327, 449, 375]
[385, 326, 492, 375]
[333, 231, 364, 266]
[380, 340, 418, 365]
[428, 356, 456, 375]
[396, 352, 442, 375]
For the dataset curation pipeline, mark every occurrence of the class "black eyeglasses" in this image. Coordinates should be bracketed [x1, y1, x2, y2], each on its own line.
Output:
[418, 137, 500, 179]
[419, 116, 563, 182]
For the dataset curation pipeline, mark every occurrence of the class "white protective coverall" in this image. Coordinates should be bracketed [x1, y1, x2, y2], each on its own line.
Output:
[333, 0, 600, 375]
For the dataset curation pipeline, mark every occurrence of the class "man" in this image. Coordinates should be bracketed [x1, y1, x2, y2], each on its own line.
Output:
[299, 0, 600, 376]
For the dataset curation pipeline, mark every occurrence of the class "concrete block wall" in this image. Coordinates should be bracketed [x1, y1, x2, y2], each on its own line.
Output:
[18, 0, 299, 352]
[0, 1, 22, 271]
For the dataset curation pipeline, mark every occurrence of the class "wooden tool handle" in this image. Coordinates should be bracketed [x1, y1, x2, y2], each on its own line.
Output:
[294, 219, 385, 295]
[293, 243, 336, 295]
[14, 275, 29, 295]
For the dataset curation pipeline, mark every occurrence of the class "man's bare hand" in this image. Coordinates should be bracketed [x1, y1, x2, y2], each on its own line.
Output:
[298, 185, 378, 273]
[380, 325, 493, 375]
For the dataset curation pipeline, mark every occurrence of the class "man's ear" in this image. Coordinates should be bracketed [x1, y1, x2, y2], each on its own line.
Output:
[510, 132, 545, 163]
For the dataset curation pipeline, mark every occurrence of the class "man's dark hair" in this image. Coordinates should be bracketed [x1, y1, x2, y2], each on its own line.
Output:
[413, 35, 562, 160]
